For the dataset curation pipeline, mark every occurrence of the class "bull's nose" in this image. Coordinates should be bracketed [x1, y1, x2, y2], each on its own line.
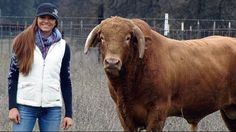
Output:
[104, 58, 121, 69]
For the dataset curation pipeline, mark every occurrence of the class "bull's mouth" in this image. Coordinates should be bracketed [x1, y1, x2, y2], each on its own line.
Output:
[104, 67, 120, 77]
[103, 57, 122, 76]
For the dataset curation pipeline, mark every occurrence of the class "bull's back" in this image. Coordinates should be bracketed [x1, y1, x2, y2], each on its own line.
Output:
[169, 36, 236, 118]
[142, 34, 236, 119]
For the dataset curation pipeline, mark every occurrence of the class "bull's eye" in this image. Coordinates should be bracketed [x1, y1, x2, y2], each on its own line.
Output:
[100, 36, 104, 41]
[126, 36, 131, 41]
[125, 35, 131, 44]
[100, 35, 105, 43]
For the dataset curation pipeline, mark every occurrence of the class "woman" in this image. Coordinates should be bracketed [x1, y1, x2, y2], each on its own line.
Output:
[8, 3, 73, 131]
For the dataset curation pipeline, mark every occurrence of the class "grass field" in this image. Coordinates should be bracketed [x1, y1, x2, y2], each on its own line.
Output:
[0, 41, 229, 131]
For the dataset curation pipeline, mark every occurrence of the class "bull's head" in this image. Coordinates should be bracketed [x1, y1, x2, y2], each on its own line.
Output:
[84, 17, 146, 76]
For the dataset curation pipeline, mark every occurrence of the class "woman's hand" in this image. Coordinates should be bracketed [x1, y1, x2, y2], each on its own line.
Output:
[8, 108, 21, 124]
[62, 117, 73, 130]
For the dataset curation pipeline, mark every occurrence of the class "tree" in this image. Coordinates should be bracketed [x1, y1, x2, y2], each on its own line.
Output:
[0, 0, 35, 16]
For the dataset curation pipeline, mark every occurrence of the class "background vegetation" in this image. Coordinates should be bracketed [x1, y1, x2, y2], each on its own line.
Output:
[0, 0, 236, 19]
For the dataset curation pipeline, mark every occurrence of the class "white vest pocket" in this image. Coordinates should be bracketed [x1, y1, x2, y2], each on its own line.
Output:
[18, 82, 36, 101]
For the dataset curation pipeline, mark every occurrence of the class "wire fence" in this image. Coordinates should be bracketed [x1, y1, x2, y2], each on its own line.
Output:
[0, 16, 236, 56]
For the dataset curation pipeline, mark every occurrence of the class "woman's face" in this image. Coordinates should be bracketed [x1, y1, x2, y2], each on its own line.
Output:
[37, 15, 57, 36]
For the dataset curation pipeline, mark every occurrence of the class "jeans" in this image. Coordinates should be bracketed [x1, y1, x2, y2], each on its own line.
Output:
[12, 104, 61, 132]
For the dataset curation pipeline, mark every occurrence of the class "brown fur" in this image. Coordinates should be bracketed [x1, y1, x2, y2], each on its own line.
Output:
[84, 16, 236, 131]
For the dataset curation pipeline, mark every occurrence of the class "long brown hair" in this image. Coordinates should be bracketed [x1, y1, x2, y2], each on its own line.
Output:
[12, 18, 38, 76]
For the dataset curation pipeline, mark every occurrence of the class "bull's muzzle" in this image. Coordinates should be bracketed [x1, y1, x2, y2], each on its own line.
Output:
[104, 58, 122, 71]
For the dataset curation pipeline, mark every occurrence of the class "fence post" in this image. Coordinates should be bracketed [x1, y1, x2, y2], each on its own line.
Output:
[8, 25, 12, 59]
[152, 19, 156, 31]
[228, 21, 231, 36]
[181, 22, 184, 40]
[197, 20, 200, 38]
[0, 12, 2, 57]
[164, 13, 169, 36]
[24, 21, 27, 29]
[70, 21, 73, 43]
[16, 21, 19, 32]
[213, 21, 216, 35]
[80, 20, 83, 36]
[60, 20, 64, 38]
[0, 24, 2, 56]
[60, 20, 63, 31]
[189, 25, 192, 39]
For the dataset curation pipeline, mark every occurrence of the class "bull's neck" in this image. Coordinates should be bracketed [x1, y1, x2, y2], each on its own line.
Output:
[107, 57, 144, 95]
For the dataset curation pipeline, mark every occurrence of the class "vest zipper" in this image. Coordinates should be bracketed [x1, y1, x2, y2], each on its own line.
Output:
[41, 60, 45, 106]
[41, 45, 53, 106]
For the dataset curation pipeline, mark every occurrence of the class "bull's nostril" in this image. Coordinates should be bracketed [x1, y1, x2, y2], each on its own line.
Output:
[105, 58, 120, 67]
[113, 59, 119, 65]
[117, 60, 120, 64]
[105, 59, 109, 65]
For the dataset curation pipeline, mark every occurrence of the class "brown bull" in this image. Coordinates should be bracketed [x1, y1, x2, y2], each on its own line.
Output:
[84, 16, 236, 131]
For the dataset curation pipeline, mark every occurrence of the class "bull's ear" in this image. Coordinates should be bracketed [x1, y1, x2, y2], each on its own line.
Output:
[84, 25, 100, 54]
[133, 25, 145, 58]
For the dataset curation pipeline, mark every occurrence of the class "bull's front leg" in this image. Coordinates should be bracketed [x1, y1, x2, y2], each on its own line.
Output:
[116, 100, 137, 131]
[146, 104, 168, 132]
